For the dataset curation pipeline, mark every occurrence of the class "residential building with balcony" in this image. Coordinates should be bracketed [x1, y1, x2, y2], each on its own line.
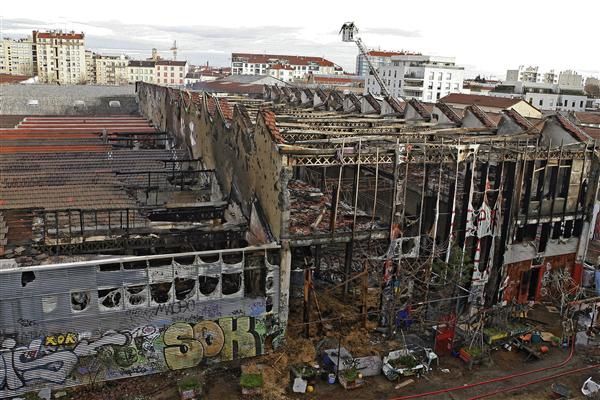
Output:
[128, 60, 156, 84]
[268, 63, 294, 82]
[364, 54, 464, 101]
[506, 66, 584, 89]
[95, 54, 129, 85]
[32, 30, 86, 84]
[0, 37, 34, 76]
[492, 80, 588, 112]
[231, 53, 341, 80]
[355, 49, 421, 76]
[85, 50, 97, 84]
[155, 60, 188, 86]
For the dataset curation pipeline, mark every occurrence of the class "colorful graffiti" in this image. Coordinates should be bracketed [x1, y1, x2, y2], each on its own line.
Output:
[0, 317, 281, 398]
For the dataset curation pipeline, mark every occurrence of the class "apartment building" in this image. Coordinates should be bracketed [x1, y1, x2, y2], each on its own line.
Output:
[356, 49, 421, 76]
[506, 66, 584, 89]
[268, 63, 294, 82]
[231, 53, 341, 80]
[32, 30, 86, 84]
[364, 54, 464, 101]
[95, 54, 129, 85]
[85, 50, 97, 84]
[0, 38, 34, 76]
[493, 80, 588, 112]
[128, 60, 155, 84]
[155, 60, 187, 86]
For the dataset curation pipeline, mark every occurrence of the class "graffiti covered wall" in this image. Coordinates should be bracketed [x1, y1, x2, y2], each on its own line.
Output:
[0, 247, 285, 397]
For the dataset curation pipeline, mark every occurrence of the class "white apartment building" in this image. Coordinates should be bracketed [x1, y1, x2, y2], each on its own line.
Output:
[355, 50, 421, 76]
[85, 50, 96, 84]
[0, 38, 34, 76]
[505, 66, 583, 89]
[32, 30, 86, 84]
[128, 60, 155, 84]
[524, 92, 587, 112]
[268, 64, 294, 82]
[95, 55, 129, 85]
[506, 66, 557, 84]
[558, 70, 584, 89]
[492, 81, 588, 112]
[231, 53, 341, 80]
[155, 60, 188, 86]
[364, 54, 464, 101]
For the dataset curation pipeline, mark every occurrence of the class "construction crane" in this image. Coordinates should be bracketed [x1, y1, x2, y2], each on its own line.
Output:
[170, 40, 178, 61]
[340, 22, 402, 102]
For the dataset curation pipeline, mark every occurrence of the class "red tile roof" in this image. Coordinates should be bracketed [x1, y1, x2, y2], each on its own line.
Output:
[260, 109, 284, 144]
[270, 63, 294, 70]
[386, 97, 405, 114]
[504, 108, 534, 131]
[0, 74, 32, 84]
[232, 53, 335, 67]
[434, 102, 462, 124]
[313, 76, 360, 84]
[34, 31, 84, 39]
[466, 105, 497, 128]
[575, 112, 600, 126]
[218, 99, 233, 121]
[441, 93, 523, 109]
[364, 93, 381, 113]
[555, 114, 590, 142]
[408, 98, 431, 120]
[583, 126, 600, 140]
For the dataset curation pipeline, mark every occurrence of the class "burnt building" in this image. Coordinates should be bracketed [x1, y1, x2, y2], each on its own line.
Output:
[1, 82, 599, 397]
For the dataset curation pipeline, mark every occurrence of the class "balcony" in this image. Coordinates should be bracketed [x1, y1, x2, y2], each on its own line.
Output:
[404, 72, 424, 81]
[404, 81, 424, 89]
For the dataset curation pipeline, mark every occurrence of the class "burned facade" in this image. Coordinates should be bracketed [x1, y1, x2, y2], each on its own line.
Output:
[0, 113, 286, 397]
[136, 82, 599, 332]
[1, 81, 599, 397]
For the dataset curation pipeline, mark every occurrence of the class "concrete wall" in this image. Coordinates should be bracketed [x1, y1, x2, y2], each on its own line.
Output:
[0, 248, 284, 397]
[136, 84, 289, 242]
[541, 119, 581, 145]
[0, 84, 138, 115]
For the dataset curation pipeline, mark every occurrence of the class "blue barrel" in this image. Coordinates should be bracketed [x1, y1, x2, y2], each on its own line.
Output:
[328, 373, 336, 384]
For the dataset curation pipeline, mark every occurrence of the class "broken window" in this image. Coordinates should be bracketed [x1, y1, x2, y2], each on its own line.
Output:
[523, 224, 538, 242]
[266, 295, 274, 313]
[150, 282, 172, 304]
[123, 260, 148, 270]
[563, 220, 574, 238]
[538, 223, 551, 253]
[222, 273, 242, 296]
[266, 275, 274, 291]
[557, 164, 571, 197]
[98, 263, 121, 272]
[98, 287, 123, 311]
[552, 222, 562, 239]
[244, 256, 265, 298]
[573, 219, 584, 237]
[42, 296, 58, 314]
[174, 278, 196, 301]
[199, 275, 220, 296]
[126, 285, 148, 307]
[71, 290, 91, 312]
[21, 271, 35, 287]
[222, 253, 244, 296]
[531, 162, 545, 201]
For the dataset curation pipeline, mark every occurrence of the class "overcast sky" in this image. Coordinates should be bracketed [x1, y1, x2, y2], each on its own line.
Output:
[1, 0, 598, 79]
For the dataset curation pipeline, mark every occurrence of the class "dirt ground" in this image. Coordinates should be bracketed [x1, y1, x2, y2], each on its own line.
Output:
[64, 301, 600, 400]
